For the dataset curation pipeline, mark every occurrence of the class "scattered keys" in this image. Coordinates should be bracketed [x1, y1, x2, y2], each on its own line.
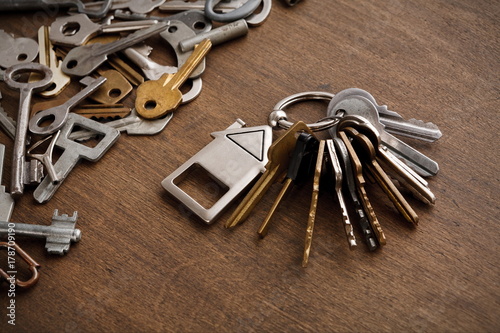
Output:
[225, 121, 312, 229]
[135, 39, 212, 119]
[61, 22, 169, 76]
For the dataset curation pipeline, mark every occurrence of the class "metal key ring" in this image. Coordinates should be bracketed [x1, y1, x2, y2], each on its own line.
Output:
[268, 91, 341, 132]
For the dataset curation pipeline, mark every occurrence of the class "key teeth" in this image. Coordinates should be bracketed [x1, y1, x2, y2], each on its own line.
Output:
[52, 209, 79, 223]
[407, 118, 441, 130]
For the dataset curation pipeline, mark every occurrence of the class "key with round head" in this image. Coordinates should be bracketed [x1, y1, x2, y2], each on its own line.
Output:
[338, 131, 386, 246]
[329, 95, 439, 177]
[342, 126, 419, 226]
[135, 39, 212, 119]
[3, 62, 53, 197]
[333, 137, 378, 251]
[61, 22, 169, 76]
[325, 139, 357, 249]
[225, 121, 313, 229]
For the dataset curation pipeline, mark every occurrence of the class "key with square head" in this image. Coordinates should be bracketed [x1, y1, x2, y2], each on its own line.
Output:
[61, 22, 169, 76]
[342, 126, 419, 226]
[338, 131, 386, 246]
[333, 137, 378, 251]
[258, 132, 319, 238]
[135, 38, 212, 119]
[225, 121, 313, 229]
[50, 13, 159, 47]
[329, 95, 439, 177]
[338, 115, 435, 205]
[325, 139, 357, 249]
[33, 113, 120, 203]
[3, 62, 53, 197]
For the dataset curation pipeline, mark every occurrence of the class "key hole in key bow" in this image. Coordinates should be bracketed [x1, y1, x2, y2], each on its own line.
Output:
[108, 89, 122, 98]
[17, 53, 28, 61]
[144, 100, 157, 110]
[35, 115, 56, 129]
[61, 22, 81, 36]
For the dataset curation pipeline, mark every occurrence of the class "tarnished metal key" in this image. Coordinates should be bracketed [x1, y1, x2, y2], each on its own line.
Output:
[225, 122, 312, 229]
[0, 144, 14, 222]
[333, 137, 378, 251]
[33, 113, 120, 203]
[339, 131, 386, 246]
[258, 132, 318, 238]
[302, 140, 326, 267]
[135, 39, 211, 119]
[62, 22, 169, 76]
[343, 127, 419, 226]
[0, 30, 38, 68]
[0, 93, 16, 141]
[4, 63, 53, 197]
[326, 139, 357, 248]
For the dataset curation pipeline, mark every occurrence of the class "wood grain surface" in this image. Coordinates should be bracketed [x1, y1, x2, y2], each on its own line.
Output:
[0, 0, 498, 332]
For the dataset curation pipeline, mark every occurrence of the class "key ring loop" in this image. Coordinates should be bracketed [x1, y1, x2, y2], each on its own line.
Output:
[268, 91, 341, 132]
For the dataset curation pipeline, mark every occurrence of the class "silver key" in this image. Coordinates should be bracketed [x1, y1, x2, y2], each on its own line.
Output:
[122, 44, 176, 79]
[0, 210, 80, 255]
[27, 132, 61, 185]
[0, 30, 38, 69]
[326, 139, 357, 248]
[329, 95, 439, 177]
[160, 0, 247, 12]
[0, 93, 16, 141]
[4, 63, 53, 197]
[61, 22, 169, 76]
[50, 13, 159, 46]
[33, 113, 120, 203]
[327, 88, 442, 142]
[0, 144, 14, 222]
[29, 76, 107, 135]
[333, 137, 378, 251]
[84, 0, 165, 14]
[179, 19, 248, 52]
[0, 0, 112, 19]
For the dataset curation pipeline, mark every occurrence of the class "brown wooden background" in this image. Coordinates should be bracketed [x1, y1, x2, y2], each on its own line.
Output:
[0, 0, 498, 332]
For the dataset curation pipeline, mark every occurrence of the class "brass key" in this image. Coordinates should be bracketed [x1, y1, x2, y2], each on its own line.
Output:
[225, 122, 312, 229]
[343, 127, 419, 225]
[339, 131, 386, 246]
[302, 140, 326, 267]
[135, 39, 212, 119]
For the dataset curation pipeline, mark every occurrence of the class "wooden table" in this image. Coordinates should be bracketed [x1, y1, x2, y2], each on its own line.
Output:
[0, 1, 498, 332]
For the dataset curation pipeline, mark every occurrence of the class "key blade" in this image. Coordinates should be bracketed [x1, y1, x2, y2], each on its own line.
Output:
[61, 22, 168, 77]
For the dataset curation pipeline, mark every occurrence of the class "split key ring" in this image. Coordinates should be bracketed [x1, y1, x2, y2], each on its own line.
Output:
[268, 91, 342, 132]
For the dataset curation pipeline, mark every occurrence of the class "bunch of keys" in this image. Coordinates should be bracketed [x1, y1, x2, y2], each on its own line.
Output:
[164, 88, 441, 266]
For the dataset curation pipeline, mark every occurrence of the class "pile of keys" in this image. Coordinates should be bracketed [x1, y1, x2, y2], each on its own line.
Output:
[0, 0, 302, 289]
[163, 88, 442, 266]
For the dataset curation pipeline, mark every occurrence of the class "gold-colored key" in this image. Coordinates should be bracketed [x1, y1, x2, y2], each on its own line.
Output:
[339, 131, 387, 246]
[89, 69, 132, 104]
[302, 140, 326, 267]
[32, 101, 131, 120]
[225, 121, 312, 229]
[343, 127, 419, 225]
[108, 54, 144, 86]
[135, 39, 212, 119]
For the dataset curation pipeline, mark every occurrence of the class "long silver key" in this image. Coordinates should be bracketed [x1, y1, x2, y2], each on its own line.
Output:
[122, 44, 176, 79]
[329, 95, 439, 177]
[4, 63, 53, 197]
[160, 0, 247, 12]
[33, 113, 120, 203]
[50, 13, 159, 46]
[325, 139, 356, 248]
[29, 76, 107, 135]
[84, 0, 165, 14]
[333, 137, 378, 251]
[0, 144, 14, 222]
[327, 88, 442, 142]
[61, 22, 169, 76]
[0, 210, 80, 255]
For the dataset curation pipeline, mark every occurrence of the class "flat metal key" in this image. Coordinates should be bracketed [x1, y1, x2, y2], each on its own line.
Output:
[4, 63, 53, 197]
[0, 144, 14, 222]
[225, 121, 313, 229]
[330, 95, 439, 177]
[33, 113, 120, 203]
[0, 30, 38, 68]
[29, 76, 107, 136]
[50, 13, 159, 46]
[258, 132, 319, 238]
[325, 139, 357, 248]
[338, 131, 386, 246]
[0, 93, 16, 140]
[61, 22, 169, 77]
[343, 127, 419, 226]
[135, 39, 212, 119]
[302, 140, 326, 267]
[327, 88, 442, 142]
[333, 137, 378, 251]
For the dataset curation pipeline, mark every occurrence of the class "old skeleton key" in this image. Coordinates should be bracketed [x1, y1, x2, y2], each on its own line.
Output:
[29, 76, 107, 135]
[62, 22, 169, 76]
[225, 122, 313, 229]
[135, 39, 212, 119]
[4, 63, 53, 197]
[33, 113, 120, 203]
